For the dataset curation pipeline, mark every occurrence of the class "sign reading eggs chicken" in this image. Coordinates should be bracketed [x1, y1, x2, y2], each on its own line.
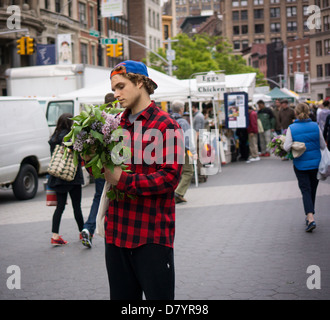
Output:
[224, 92, 249, 129]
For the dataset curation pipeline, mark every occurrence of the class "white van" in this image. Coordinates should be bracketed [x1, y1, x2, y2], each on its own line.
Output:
[0, 97, 51, 200]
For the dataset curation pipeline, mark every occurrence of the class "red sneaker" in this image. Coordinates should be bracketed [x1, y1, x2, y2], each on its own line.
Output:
[264, 152, 270, 157]
[51, 236, 68, 246]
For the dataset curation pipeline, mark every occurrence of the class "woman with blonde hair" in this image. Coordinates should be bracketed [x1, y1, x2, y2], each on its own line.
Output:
[284, 103, 326, 232]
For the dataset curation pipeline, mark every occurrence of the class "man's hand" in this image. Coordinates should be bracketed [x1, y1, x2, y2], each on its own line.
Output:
[104, 166, 122, 186]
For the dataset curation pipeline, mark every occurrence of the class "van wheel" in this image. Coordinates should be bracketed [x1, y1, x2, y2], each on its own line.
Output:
[13, 164, 38, 200]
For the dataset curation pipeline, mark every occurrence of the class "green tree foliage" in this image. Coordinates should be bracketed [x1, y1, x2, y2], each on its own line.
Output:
[147, 33, 267, 87]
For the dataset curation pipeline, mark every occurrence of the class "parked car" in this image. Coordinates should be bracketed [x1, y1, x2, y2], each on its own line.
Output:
[0, 97, 51, 200]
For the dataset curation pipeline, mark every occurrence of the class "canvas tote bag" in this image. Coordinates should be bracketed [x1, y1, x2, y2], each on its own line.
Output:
[47, 144, 77, 182]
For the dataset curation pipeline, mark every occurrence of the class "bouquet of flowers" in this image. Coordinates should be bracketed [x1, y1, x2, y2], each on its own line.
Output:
[63, 102, 134, 200]
[268, 131, 293, 160]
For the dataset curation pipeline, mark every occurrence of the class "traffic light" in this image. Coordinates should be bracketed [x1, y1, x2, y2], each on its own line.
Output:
[106, 44, 114, 57]
[17, 37, 26, 55]
[115, 43, 123, 57]
[26, 37, 35, 55]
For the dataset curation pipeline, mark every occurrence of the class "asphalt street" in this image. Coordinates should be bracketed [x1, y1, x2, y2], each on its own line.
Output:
[0, 156, 330, 300]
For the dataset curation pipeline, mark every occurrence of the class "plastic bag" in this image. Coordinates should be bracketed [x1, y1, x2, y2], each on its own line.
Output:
[317, 148, 330, 180]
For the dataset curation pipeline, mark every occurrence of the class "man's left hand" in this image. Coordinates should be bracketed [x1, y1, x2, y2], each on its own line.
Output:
[104, 166, 122, 186]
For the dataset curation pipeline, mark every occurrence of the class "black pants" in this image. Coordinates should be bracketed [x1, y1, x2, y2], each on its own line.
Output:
[294, 166, 319, 215]
[52, 185, 84, 234]
[105, 243, 175, 300]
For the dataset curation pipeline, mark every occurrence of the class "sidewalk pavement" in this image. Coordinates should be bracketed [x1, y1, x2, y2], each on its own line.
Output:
[0, 156, 330, 300]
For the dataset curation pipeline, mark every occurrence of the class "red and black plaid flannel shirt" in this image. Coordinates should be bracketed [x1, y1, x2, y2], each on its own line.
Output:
[105, 102, 184, 248]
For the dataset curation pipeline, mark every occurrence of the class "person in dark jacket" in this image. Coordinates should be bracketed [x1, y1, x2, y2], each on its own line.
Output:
[48, 113, 84, 245]
[283, 103, 326, 232]
[257, 100, 275, 156]
[247, 105, 260, 162]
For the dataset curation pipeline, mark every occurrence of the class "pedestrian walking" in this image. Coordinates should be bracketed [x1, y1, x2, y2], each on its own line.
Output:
[192, 103, 205, 181]
[272, 99, 282, 135]
[317, 100, 330, 133]
[171, 100, 196, 203]
[236, 128, 249, 162]
[283, 103, 326, 232]
[257, 100, 275, 157]
[247, 105, 260, 162]
[323, 113, 330, 151]
[279, 99, 295, 132]
[48, 113, 85, 245]
[103, 61, 183, 300]
[81, 93, 117, 248]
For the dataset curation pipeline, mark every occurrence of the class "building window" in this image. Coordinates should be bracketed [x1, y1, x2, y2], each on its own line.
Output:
[241, 25, 248, 34]
[304, 45, 309, 56]
[233, 26, 240, 35]
[316, 41, 322, 56]
[324, 16, 329, 31]
[297, 62, 301, 72]
[288, 48, 293, 58]
[287, 7, 297, 17]
[325, 64, 330, 77]
[271, 23, 280, 32]
[305, 61, 309, 72]
[233, 41, 240, 50]
[233, 11, 239, 20]
[55, 0, 61, 13]
[242, 40, 249, 49]
[254, 9, 264, 19]
[255, 24, 264, 33]
[232, 1, 239, 7]
[325, 39, 330, 55]
[81, 43, 88, 64]
[241, 10, 248, 20]
[270, 7, 280, 18]
[254, 0, 264, 5]
[316, 64, 323, 78]
[89, 6, 94, 29]
[79, 2, 87, 27]
[287, 21, 297, 32]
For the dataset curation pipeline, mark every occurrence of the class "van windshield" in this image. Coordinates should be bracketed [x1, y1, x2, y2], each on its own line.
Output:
[47, 101, 74, 126]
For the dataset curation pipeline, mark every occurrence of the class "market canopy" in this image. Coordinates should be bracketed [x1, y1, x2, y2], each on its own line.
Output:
[267, 87, 294, 102]
[58, 67, 190, 104]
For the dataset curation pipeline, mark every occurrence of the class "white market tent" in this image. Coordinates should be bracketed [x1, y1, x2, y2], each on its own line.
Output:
[58, 67, 190, 103]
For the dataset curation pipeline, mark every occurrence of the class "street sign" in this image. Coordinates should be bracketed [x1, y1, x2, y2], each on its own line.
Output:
[100, 38, 118, 45]
[89, 29, 100, 37]
[166, 49, 175, 61]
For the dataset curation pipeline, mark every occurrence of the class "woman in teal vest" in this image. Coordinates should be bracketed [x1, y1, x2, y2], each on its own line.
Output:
[284, 103, 326, 232]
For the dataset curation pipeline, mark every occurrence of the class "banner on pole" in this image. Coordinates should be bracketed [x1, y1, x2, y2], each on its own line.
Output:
[101, 0, 123, 17]
[57, 34, 72, 65]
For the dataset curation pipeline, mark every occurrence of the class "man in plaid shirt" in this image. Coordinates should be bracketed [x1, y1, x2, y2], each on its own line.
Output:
[104, 61, 183, 300]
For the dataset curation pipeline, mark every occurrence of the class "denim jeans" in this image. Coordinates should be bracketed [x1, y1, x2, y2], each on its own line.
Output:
[294, 166, 319, 215]
[83, 178, 105, 235]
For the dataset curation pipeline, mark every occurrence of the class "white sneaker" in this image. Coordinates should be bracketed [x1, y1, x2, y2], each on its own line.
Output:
[250, 157, 260, 161]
